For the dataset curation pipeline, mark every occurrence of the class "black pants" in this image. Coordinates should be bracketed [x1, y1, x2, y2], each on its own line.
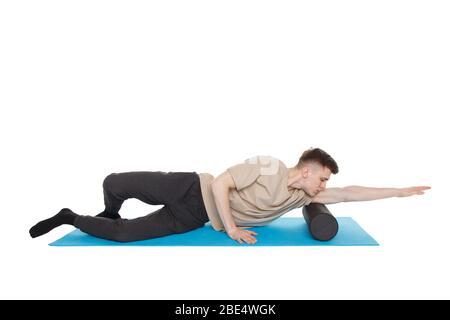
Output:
[74, 171, 209, 242]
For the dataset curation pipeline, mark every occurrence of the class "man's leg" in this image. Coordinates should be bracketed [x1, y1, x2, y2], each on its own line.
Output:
[74, 172, 209, 242]
[75, 205, 204, 242]
[29, 171, 204, 239]
[97, 171, 198, 219]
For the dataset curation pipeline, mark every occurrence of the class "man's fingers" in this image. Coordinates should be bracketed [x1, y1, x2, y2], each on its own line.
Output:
[414, 186, 430, 194]
[241, 235, 255, 244]
[233, 230, 258, 244]
[246, 232, 256, 239]
[244, 230, 257, 237]
[247, 236, 257, 244]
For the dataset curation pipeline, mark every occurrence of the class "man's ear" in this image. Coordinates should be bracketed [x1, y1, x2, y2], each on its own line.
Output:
[302, 166, 309, 178]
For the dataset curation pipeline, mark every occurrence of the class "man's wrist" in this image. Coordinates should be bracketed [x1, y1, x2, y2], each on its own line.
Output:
[226, 226, 237, 234]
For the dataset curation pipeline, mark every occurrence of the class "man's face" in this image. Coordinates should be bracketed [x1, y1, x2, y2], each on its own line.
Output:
[304, 164, 332, 197]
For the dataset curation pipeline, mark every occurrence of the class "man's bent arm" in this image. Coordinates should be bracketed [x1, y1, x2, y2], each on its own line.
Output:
[212, 171, 258, 244]
[211, 173, 237, 233]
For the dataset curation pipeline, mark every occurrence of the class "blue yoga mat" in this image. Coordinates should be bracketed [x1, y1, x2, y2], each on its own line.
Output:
[49, 217, 378, 246]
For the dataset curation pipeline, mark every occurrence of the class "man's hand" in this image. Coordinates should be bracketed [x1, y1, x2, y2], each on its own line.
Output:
[227, 227, 258, 244]
[397, 186, 431, 197]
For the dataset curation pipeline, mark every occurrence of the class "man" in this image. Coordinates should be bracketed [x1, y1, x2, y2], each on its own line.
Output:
[29, 148, 430, 244]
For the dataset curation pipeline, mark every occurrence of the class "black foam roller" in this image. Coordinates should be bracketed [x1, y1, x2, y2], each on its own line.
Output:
[302, 203, 339, 241]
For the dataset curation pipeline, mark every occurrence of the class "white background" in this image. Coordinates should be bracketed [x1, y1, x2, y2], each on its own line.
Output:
[1, 0, 449, 299]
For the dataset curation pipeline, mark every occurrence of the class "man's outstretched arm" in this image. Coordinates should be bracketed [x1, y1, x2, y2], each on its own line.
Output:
[311, 186, 431, 204]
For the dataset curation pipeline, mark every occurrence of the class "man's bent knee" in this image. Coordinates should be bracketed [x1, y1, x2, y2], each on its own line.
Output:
[103, 173, 119, 191]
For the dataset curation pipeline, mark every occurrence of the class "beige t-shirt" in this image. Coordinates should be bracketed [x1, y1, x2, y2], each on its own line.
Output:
[198, 155, 313, 231]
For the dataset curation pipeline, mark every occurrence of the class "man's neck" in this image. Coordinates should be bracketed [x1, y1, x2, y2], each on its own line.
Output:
[287, 166, 301, 189]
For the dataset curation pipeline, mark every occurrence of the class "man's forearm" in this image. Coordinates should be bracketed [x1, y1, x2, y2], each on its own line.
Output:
[211, 184, 237, 233]
[344, 185, 400, 202]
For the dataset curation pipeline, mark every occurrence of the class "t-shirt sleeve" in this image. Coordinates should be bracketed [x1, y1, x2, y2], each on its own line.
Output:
[303, 194, 314, 206]
[226, 163, 261, 191]
[297, 191, 314, 207]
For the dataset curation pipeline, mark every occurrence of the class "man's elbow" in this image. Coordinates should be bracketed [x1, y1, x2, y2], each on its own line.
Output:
[211, 181, 220, 196]
[211, 178, 224, 189]
[212, 171, 236, 191]
[211, 180, 228, 196]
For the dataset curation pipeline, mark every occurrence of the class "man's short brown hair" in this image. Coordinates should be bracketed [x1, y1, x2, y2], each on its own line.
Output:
[297, 148, 339, 174]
